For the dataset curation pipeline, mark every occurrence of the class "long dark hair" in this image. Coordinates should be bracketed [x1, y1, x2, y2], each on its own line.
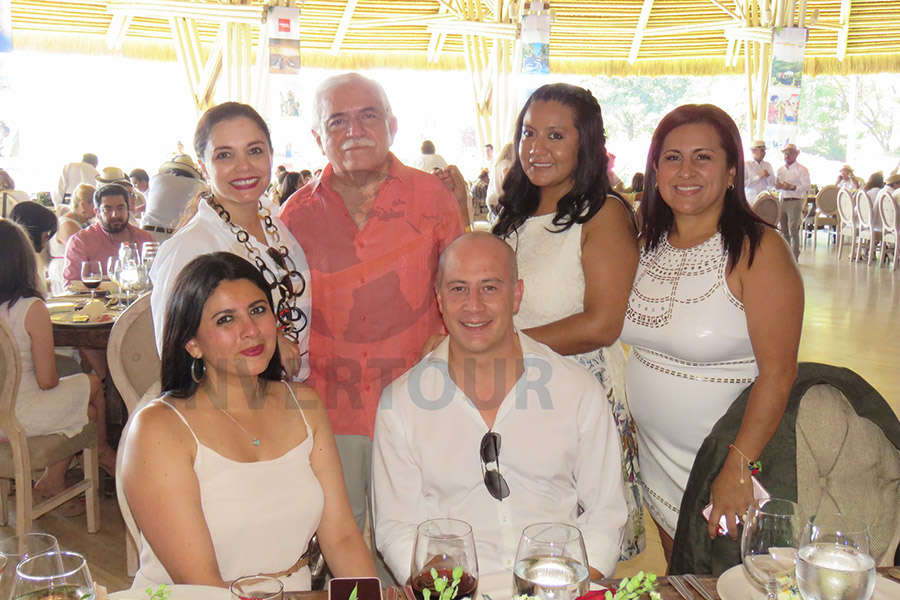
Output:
[0, 220, 44, 308]
[9, 201, 58, 252]
[161, 252, 283, 398]
[194, 102, 273, 159]
[493, 83, 622, 238]
[640, 104, 767, 269]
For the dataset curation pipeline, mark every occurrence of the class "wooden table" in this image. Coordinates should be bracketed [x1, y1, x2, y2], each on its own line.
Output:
[52, 320, 115, 349]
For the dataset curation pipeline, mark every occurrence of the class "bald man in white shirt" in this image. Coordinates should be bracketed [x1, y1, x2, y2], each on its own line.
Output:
[372, 233, 626, 584]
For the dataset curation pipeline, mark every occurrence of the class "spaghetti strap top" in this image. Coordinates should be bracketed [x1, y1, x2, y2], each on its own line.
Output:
[133, 380, 325, 592]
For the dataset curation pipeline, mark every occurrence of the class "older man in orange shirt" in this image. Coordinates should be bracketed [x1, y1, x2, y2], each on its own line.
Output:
[279, 72, 465, 538]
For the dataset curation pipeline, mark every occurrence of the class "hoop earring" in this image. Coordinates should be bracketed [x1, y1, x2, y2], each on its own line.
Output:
[728, 183, 735, 191]
[191, 357, 205, 383]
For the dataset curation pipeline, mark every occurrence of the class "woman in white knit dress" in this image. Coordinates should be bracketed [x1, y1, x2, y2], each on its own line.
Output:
[621, 105, 803, 563]
[492, 83, 643, 560]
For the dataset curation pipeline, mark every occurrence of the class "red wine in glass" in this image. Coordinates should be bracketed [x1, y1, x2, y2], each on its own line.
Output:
[410, 569, 478, 600]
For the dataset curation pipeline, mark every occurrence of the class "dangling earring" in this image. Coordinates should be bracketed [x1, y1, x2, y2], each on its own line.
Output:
[191, 357, 206, 383]
[728, 183, 735, 191]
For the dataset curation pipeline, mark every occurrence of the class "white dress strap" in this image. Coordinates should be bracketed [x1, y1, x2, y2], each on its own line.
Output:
[280, 380, 312, 439]
[155, 398, 200, 446]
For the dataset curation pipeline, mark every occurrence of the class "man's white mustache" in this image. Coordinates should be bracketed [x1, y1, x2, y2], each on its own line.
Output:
[341, 138, 376, 151]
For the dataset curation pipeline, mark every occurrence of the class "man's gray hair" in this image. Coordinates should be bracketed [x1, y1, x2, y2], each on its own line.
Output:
[312, 73, 393, 133]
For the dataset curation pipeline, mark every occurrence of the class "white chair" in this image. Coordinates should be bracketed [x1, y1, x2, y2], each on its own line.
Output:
[751, 192, 780, 227]
[811, 185, 839, 249]
[854, 190, 881, 265]
[107, 293, 159, 576]
[836, 188, 858, 261]
[878, 189, 899, 270]
[0, 320, 100, 537]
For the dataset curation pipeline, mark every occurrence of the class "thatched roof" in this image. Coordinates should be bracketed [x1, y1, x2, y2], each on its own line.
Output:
[9, 1, 900, 76]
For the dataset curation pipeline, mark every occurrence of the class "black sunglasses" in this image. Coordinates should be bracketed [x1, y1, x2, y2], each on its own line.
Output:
[480, 431, 510, 501]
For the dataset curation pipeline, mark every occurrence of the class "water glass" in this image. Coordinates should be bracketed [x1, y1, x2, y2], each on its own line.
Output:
[11, 551, 92, 600]
[513, 523, 589, 600]
[230, 575, 283, 600]
[741, 498, 805, 600]
[796, 513, 875, 600]
[410, 518, 478, 600]
[0, 534, 60, 600]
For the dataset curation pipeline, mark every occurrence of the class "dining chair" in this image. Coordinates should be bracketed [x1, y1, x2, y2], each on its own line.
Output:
[854, 190, 881, 265]
[106, 292, 159, 576]
[669, 362, 900, 576]
[751, 192, 780, 227]
[835, 188, 858, 261]
[878, 189, 898, 270]
[107, 293, 160, 413]
[0, 319, 101, 537]
[810, 184, 839, 250]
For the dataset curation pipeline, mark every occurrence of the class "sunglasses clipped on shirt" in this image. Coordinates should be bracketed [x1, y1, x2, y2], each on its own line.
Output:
[480, 430, 510, 501]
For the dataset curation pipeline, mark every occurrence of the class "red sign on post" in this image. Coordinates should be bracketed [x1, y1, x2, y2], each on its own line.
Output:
[278, 18, 290, 33]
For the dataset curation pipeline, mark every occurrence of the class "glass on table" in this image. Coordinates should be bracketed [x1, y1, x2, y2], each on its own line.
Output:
[741, 498, 805, 600]
[80, 261, 103, 299]
[410, 518, 478, 600]
[513, 523, 589, 600]
[0, 531, 61, 600]
[10, 550, 91, 600]
[230, 575, 283, 600]
[796, 512, 875, 600]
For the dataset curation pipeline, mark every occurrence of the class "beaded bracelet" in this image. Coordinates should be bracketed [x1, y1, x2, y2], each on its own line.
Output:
[728, 443, 763, 484]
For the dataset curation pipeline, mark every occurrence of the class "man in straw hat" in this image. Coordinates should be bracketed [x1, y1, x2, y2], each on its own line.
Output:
[885, 172, 900, 200]
[140, 154, 207, 242]
[744, 140, 776, 201]
[775, 143, 810, 260]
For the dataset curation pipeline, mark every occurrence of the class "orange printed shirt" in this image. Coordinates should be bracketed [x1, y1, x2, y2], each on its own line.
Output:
[279, 156, 463, 437]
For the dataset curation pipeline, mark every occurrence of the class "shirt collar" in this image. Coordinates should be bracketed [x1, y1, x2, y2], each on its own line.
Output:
[312, 153, 408, 195]
[425, 330, 540, 366]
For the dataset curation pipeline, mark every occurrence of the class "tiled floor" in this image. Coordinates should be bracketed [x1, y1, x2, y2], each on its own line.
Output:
[3, 234, 897, 588]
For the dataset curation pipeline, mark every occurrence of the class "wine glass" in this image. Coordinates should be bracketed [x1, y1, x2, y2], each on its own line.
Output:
[741, 498, 805, 600]
[11, 550, 91, 600]
[80, 261, 103, 299]
[230, 575, 283, 600]
[0, 534, 60, 600]
[513, 523, 589, 600]
[410, 518, 478, 600]
[796, 513, 875, 600]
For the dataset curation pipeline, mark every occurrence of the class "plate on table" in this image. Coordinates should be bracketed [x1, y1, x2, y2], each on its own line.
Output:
[47, 298, 118, 325]
[109, 585, 227, 600]
[716, 564, 900, 600]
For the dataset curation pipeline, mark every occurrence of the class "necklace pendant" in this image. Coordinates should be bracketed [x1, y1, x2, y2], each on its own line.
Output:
[252, 439, 261, 446]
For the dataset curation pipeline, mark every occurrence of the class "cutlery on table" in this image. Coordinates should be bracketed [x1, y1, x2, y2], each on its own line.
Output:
[683, 574, 715, 600]
[668, 575, 696, 600]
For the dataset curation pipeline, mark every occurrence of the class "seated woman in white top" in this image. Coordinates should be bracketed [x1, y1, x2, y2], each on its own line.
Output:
[123, 252, 374, 590]
[0, 220, 114, 512]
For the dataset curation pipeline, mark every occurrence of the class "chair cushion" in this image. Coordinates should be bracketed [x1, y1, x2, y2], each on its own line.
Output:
[797, 384, 900, 566]
[0, 422, 98, 478]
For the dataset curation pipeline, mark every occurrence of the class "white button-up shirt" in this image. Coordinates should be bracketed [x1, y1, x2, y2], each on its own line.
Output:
[149, 198, 311, 380]
[744, 159, 776, 200]
[777, 161, 811, 201]
[372, 334, 626, 582]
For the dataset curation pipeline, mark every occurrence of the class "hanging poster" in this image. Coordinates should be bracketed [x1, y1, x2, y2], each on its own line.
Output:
[766, 27, 807, 148]
[267, 6, 300, 75]
[521, 13, 551, 74]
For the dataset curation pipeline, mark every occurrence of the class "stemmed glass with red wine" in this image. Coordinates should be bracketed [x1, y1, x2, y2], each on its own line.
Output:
[410, 518, 478, 600]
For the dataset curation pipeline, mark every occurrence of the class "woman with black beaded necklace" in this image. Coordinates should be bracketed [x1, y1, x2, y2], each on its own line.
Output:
[150, 102, 310, 380]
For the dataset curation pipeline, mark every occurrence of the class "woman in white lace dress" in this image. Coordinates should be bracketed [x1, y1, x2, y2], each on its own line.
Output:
[620, 105, 803, 563]
[492, 83, 643, 560]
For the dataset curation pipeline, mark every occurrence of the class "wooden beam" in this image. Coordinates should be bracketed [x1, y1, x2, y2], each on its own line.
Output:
[108, 0, 262, 25]
[724, 25, 774, 44]
[426, 1, 452, 63]
[706, 0, 740, 20]
[105, 13, 131, 51]
[642, 19, 734, 36]
[427, 19, 518, 40]
[628, 0, 654, 65]
[348, 14, 458, 29]
[837, 0, 852, 61]
[330, 0, 359, 55]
